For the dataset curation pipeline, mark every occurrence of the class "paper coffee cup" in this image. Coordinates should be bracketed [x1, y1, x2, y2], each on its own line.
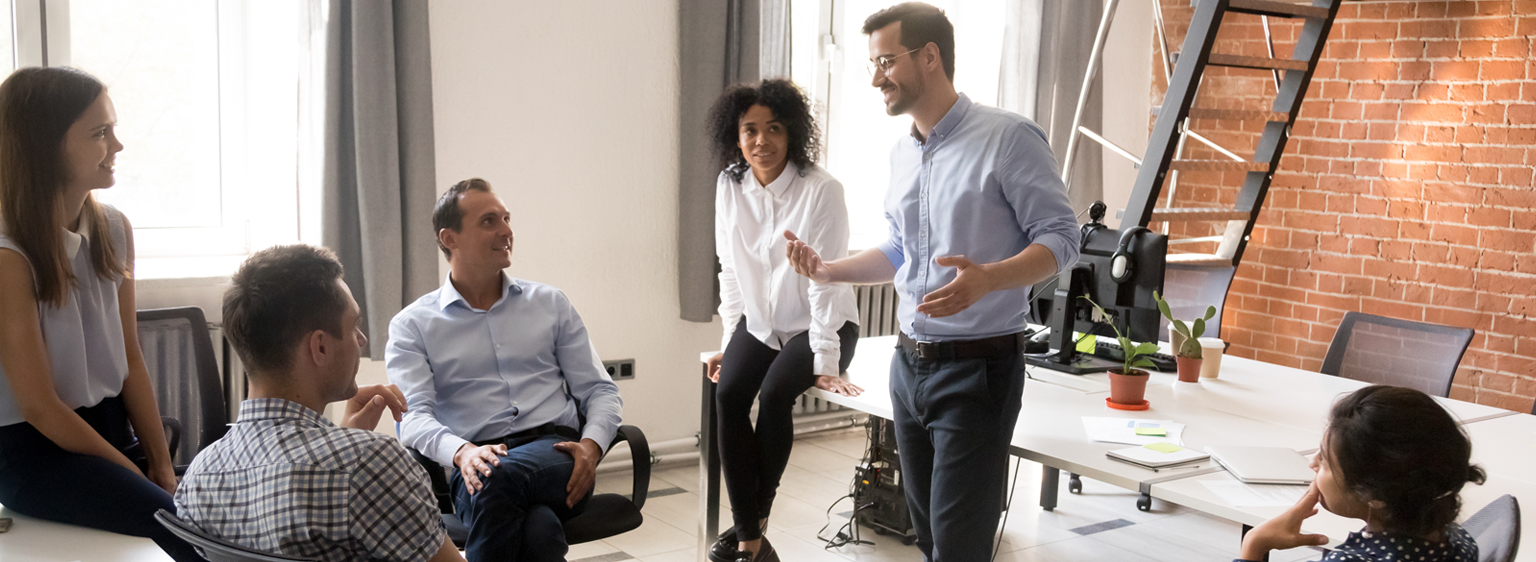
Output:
[1198, 337, 1225, 378]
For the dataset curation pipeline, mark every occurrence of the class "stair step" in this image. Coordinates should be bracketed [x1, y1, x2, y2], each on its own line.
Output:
[1169, 159, 1271, 172]
[1151, 207, 1252, 222]
[1207, 54, 1310, 72]
[1227, 0, 1330, 19]
[1152, 106, 1290, 122]
[1166, 253, 1236, 267]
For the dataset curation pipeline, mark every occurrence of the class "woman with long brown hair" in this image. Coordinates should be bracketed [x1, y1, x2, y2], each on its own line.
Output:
[0, 67, 196, 560]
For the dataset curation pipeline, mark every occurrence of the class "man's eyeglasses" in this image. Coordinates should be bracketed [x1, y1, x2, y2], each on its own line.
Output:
[867, 47, 921, 77]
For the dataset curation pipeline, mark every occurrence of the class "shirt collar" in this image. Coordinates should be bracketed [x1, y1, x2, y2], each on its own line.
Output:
[438, 271, 521, 311]
[63, 216, 91, 260]
[235, 398, 333, 428]
[911, 92, 972, 145]
[739, 161, 800, 197]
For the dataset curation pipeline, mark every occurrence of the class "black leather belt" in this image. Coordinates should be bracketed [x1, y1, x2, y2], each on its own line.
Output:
[898, 331, 1028, 360]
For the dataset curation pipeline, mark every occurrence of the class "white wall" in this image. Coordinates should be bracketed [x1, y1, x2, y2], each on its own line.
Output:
[428, 0, 719, 444]
[1100, 0, 1153, 229]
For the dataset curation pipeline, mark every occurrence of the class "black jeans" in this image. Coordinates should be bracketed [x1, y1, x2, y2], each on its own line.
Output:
[0, 396, 200, 562]
[890, 342, 1026, 562]
[716, 318, 858, 541]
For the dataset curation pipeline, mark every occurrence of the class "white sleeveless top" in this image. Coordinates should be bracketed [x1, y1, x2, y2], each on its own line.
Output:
[0, 204, 130, 426]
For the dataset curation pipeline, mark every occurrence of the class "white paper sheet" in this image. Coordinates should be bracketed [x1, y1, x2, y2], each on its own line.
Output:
[1200, 480, 1307, 507]
[1081, 417, 1186, 446]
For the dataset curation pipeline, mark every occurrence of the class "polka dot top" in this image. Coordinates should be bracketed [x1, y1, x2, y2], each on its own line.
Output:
[1235, 525, 1478, 562]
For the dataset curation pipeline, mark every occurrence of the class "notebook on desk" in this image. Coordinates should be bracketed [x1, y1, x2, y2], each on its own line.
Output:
[1207, 445, 1314, 485]
[1107, 443, 1209, 469]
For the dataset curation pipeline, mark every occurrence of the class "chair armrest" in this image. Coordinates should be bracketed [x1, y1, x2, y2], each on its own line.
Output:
[161, 416, 183, 460]
[611, 425, 651, 509]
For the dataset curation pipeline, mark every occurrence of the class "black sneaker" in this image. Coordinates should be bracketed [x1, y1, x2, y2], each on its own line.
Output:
[707, 527, 738, 562]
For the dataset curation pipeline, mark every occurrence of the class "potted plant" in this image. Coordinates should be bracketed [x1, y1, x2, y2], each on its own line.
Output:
[1080, 296, 1158, 409]
[1154, 291, 1216, 384]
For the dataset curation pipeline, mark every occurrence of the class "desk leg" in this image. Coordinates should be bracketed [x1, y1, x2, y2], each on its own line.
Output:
[698, 371, 721, 562]
[1039, 467, 1059, 511]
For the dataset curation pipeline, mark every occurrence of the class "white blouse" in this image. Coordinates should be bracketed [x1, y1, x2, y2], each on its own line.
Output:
[0, 204, 130, 426]
[716, 162, 859, 376]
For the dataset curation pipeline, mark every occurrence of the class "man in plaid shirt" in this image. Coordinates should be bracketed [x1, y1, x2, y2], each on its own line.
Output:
[175, 245, 464, 562]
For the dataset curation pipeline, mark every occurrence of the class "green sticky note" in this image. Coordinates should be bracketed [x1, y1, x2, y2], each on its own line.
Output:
[1135, 427, 1167, 436]
[1144, 442, 1183, 453]
[1075, 333, 1097, 353]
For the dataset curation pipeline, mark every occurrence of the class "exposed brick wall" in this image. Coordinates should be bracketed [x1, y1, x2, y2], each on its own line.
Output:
[1151, 0, 1535, 411]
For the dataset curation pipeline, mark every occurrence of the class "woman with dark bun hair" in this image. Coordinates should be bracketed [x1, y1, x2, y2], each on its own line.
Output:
[1237, 385, 1486, 562]
[703, 78, 860, 562]
[0, 67, 196, 560]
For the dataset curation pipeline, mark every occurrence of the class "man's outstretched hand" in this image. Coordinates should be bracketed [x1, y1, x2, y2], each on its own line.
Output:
[916, 256, 998, 318]
[784, 231, 833, 283]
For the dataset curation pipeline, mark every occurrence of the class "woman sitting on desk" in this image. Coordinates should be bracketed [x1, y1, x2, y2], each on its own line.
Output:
[0, 67, 197, 561]
[703, 78, 861, 562]
[1237, 385, 1484, 562]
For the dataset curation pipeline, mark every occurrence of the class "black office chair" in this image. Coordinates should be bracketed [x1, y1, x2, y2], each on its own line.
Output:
[1320, 311, 1474, 398]
[1463, 495, 1520, 562]
[154, 510, 317, 562]
[138, 307, 229, 471]
[408, 425, 652, 547]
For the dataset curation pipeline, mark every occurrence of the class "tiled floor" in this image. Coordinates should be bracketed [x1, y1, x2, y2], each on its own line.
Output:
[570, 427, 1327, 562]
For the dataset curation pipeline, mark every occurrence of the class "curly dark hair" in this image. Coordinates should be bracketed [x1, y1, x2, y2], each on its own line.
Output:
[1325, 385, 1486, 538]
[705, 79, 821, 183]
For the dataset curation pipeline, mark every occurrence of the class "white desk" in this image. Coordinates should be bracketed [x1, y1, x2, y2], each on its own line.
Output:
[0, 508, 171, 561]
[1151, 460, 1536, 561]
[695, 336, 1521, 562]
[1464, 413, 1536, 480]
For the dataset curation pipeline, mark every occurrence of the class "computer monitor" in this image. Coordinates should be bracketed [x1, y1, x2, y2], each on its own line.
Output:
[1025, 204, 1167, 374]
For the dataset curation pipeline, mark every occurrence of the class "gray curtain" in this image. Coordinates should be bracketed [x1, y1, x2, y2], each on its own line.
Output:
[1001, 0, 1104, 213]
[322, 0, 440, 358]
[677, 0, 792, 322]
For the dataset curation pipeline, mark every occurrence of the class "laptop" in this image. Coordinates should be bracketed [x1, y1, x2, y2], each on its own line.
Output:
[1206, 445, 1315, 485]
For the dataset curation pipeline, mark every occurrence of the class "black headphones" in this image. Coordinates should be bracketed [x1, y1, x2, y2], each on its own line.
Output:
[1110, 226, 1151, 284]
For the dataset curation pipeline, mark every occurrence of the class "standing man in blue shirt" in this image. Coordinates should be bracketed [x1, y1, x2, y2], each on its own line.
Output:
[785, 3, 1080, 560]
[387, 178, 623, 562]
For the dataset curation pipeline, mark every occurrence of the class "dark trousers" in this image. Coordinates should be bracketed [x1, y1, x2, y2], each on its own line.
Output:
[716, 318, 858, 541]
[0, 396, 200, 562]
[890, 343, 1026, 562]
[451, 430, 593, 562]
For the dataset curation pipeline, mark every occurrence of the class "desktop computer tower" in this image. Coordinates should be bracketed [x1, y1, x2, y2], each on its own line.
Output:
[854, 417, 917, 545]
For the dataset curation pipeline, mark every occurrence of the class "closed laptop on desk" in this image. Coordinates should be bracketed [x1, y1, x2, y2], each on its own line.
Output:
[1206, 446, 1313, 485]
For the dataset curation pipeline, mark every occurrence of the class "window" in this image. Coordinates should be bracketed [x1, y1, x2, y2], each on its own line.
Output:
[791, 0, 1007, 251]
[11, 0, 325, 279]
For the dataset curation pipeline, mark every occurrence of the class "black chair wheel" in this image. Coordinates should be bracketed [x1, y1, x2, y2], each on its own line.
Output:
[874, 528, 887, 536]
[1068, 474, 1083, 494]
[901, 535, 917, 546]
[1136, 495, 1152, 512]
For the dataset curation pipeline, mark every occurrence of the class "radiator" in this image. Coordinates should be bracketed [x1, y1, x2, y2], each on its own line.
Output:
[791, 283, 900, 417]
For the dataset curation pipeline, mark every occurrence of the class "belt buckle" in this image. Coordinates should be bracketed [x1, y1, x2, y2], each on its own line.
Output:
[916, 340, 939, 360]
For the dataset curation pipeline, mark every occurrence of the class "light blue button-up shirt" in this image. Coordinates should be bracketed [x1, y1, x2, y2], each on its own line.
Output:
[875, 94, 1081, 341]
[387, 274, 623, 468]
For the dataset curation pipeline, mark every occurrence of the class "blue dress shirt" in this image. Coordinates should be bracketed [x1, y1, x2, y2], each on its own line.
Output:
[875, 93, 1081, 341]
[387, 274, 623, 468]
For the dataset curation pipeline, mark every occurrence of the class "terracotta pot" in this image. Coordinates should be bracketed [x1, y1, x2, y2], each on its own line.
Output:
[1108, 369, 1151, 405]
[1175, 356, 1203, 383]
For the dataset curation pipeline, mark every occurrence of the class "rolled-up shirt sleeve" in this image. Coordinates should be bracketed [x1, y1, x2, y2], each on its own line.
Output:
[553, 291, 623, 453]
[1001, 122, 1081, 274]
[386, 315, 469, 468]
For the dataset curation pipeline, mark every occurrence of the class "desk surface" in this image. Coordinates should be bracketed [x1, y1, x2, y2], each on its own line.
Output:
[1463, 413, 1536, 482]
[0, 508, 170, 561]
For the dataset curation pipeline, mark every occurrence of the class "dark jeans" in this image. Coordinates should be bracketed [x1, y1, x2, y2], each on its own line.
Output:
[451, 431, 593, 562]
[0, 396, 200, 562]
[890, 342, 1026, 562]
[716, 318, 858, 541]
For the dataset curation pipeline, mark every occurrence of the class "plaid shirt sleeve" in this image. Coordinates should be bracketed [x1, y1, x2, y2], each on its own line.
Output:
[348, 434, 449, 562]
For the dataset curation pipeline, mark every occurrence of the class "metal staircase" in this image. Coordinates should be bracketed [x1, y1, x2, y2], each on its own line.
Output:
[1062, 0, 1343, 333]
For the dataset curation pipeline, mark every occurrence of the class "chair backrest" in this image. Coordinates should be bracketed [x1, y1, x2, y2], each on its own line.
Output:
[154, 510, 317, 562]
[1320, 311, 1474, 398]
[1462, 495, 1520, 562]
[138, 307, 228, 465]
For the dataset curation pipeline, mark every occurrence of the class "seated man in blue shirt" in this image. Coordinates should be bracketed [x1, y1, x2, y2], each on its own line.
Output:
[176, 244, 464, 562]
[387, 177, 624, 562]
